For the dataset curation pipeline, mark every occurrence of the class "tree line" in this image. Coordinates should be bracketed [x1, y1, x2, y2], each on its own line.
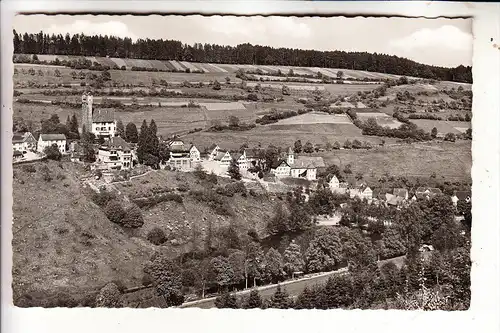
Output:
[13, 30, 472, 83]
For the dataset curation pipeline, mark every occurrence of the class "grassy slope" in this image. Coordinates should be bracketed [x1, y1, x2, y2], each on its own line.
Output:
[12, 162, 276, 305]
[12, 161, 155, 305]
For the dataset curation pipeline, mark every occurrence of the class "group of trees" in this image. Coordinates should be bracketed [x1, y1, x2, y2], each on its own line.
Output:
[267, 187, 315, 235]
[256, 108, 310, 125]
[136, 119, 160, 167]
[39, 113, 80, 140]
[13, 30, 472, 83]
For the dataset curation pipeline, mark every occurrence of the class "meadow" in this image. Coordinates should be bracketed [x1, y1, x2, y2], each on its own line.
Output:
[410, 119, 471, 134]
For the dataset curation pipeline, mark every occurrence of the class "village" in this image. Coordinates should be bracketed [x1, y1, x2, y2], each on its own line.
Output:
[13, 92, 472, 226]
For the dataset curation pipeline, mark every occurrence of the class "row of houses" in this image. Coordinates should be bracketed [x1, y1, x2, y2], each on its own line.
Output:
[328, 174, 471, 207]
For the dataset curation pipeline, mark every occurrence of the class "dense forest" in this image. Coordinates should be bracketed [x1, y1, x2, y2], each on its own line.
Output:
[13, 30, 472, 83]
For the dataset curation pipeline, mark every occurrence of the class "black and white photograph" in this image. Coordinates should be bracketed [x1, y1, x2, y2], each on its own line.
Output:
[9, 13, 475, 311]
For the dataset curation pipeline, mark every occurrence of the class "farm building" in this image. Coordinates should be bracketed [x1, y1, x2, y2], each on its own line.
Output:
[96, 136, 134, 171]
[12, 132, 37, 153]
[37, 133, 67, 154]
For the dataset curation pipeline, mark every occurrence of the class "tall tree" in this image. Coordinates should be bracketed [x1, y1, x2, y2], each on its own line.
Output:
[293, 140, 302, 153]
[144, 254, 185, 306]
[243, 289, 263, 309]
[263, 248, 285, 283]
[268, 285, 291, 309]
[283, 240, 305, 277]
[228, 158, 242, 180]
[125, 122, 138, 143]
[116, 119, 125, 138]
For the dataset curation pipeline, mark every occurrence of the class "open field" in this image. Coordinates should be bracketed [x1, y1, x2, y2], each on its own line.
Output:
[318, 140, 471, 181]
[356, 111, 403, 129]
[410, 119, 471, 134]
[184, 122, 385, 151]
[273, 112, 353, 125]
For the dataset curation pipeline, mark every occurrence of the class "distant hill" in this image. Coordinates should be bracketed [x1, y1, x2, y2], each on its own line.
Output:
[13, 30, 472, 83]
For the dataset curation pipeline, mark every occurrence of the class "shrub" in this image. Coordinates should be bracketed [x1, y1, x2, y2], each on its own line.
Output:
[189, 190, 232, 216]
[104, 200, 126, 224]
[121, 204, 144, 228]
[22, 164, 36, 173]
[132, 193, 183, 209]
[44, 144, 62, 161]
[147, 227, 167, 245]
[177, 183, 190, 192]
[39, 165, 52, 182]
[95, 283, 121, 308]
[91, 188, 116, 207]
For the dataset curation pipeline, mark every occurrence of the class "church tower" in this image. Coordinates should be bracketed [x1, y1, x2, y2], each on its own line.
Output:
[81, 92, 93, 132]
[287, 147, 294, 165]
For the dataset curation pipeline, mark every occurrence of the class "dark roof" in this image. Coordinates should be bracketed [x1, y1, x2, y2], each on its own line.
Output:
[213, 151, 229, 161]
[393, 188, 408, 198]
[170, 144, 192, 153]
[230, 152, 243, 160]
[429, 188, 442, 194]
[93, 109, 115, 123]
[39, 133, 66, 141]
[244, 148, 265, 159]
[208, 143, 218, 151]
[271, 159, 290, 169]
[292, 156, 326, 169]
[13, 150, 23, 156]
[12, 133, 26, 143]
[101, 136, 131, 150]
[456, 191, 471, 201]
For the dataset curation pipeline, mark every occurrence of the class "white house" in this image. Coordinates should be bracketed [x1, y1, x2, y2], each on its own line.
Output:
[270, 148, 325, 181]
[208, 144, 221, 161]
[230, 152, 248, 171]
[349, 185, 373, 201]
[165, 138, 200, 171]
[12, 132, 37, 153]
[214, 150, 232, 168]
[37, 134, 67, 154]
[91, 110, 116, 139]
[190, 145, 201, 163]
[96, 136, 133, 170]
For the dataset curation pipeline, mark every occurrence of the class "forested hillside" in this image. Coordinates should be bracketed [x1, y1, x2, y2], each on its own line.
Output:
[13, 30, 472, 83]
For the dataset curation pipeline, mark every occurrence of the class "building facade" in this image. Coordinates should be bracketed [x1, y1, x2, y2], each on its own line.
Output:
[37, 134, 67, 154]
[12, 132, 37, 153]
[92, 109, 116, 139]
[96, 136, 133, 170]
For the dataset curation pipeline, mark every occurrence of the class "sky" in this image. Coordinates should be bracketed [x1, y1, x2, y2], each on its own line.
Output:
[12, 15, 473, 68]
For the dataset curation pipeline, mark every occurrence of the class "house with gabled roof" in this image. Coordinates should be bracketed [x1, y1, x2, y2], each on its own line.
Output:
[271, 147, 325, 181]
[207, 144, 220, 161]
[12, 132, 37, 153]
[166, 138, 200, 170]
[244, 147, 266, 170]
[230, 151, 248, 171]
[91, 109, 116, 139]
[415, 187, 442, 200]
[393, 188, 409, 200]
[451, 190, 471, 206]
[97, 136, 133, 170]
[37, 133, 67, 154]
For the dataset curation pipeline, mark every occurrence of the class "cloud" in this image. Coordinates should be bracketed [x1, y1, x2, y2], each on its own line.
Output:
[45, 20, 138, 40]
[388, 25, 472, 66]
[208, 16, 311, 45]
